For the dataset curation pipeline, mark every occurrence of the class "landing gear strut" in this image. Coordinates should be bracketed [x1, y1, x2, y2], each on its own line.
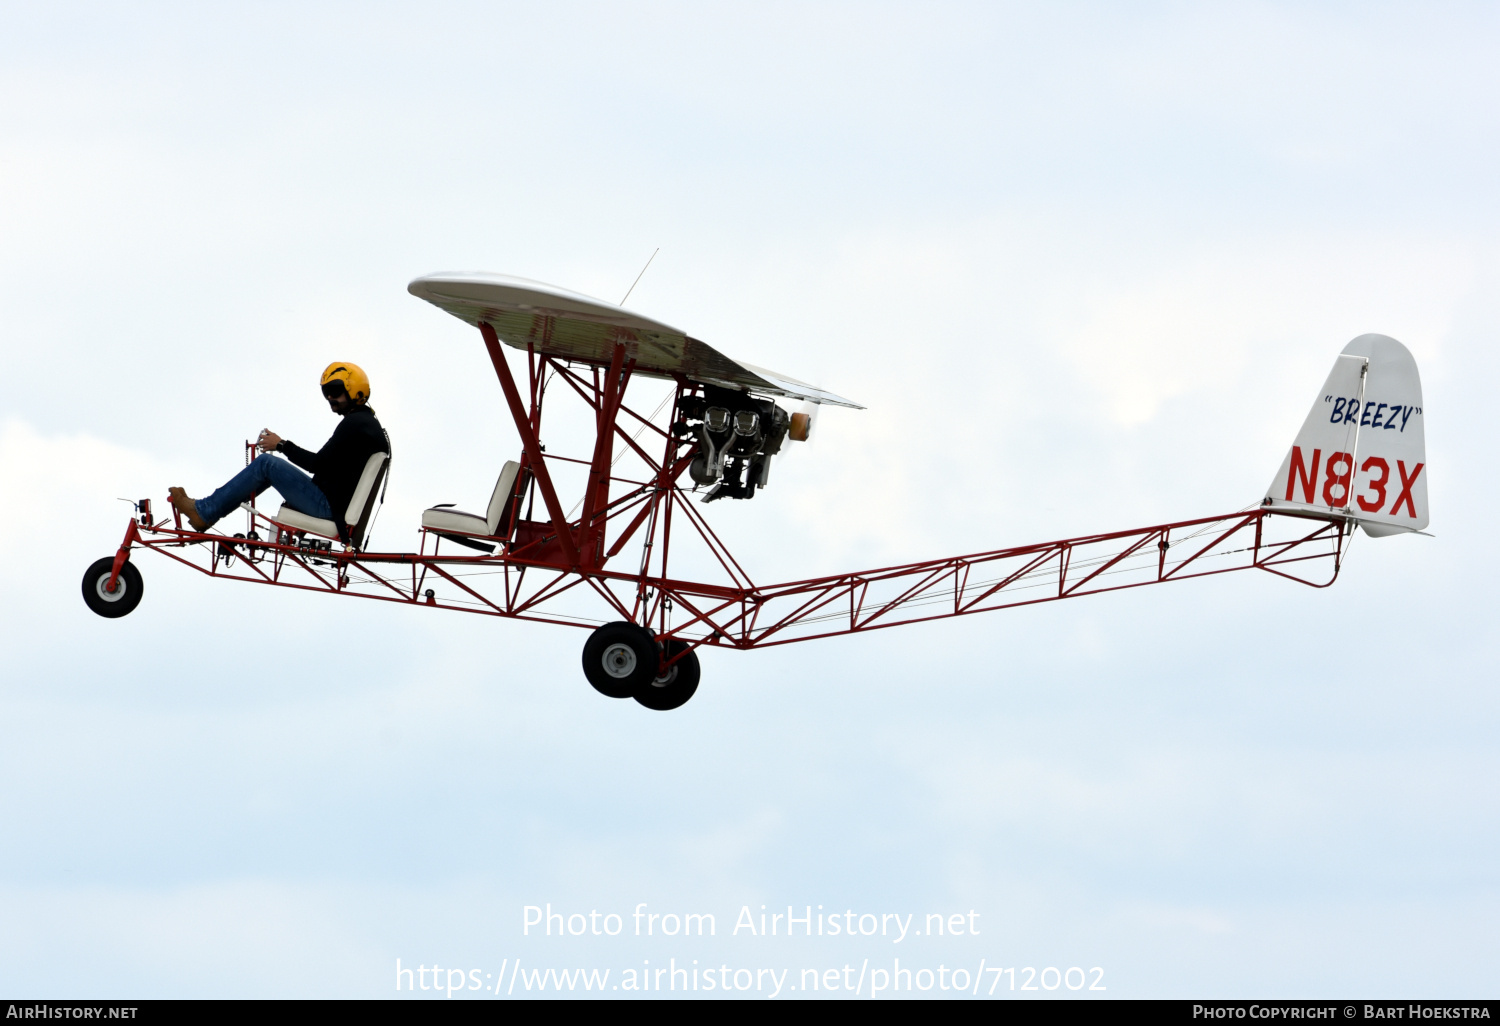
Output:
[581, 623, 701, 710]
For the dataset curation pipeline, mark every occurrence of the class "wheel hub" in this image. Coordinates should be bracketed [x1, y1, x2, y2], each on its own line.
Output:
[600, 642, 638, 679]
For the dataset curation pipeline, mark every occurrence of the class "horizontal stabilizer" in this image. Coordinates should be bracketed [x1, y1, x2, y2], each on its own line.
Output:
[1264, 334, 1428, 536]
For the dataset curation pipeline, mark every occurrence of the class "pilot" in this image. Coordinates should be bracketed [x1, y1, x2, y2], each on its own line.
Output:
[168, 362, 391, 542]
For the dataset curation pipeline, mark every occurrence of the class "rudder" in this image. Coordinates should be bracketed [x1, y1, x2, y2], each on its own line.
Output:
[1263, 333, 1428, 536]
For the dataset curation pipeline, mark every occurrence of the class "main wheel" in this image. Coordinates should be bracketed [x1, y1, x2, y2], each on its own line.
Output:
[634, 639, 700, 711]
[581, 621, 658, 699]
[81, 557, 144, 618]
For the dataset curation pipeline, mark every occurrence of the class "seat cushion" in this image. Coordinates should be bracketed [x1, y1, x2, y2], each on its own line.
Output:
[421, 507, 490, 536]
[274, 505, 341, 539]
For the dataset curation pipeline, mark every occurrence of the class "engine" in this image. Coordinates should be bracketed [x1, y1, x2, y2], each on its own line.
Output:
[674, 386, 791, 501]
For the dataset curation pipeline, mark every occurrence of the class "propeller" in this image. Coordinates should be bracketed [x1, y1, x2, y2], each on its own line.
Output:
[784, 400, 821, 451]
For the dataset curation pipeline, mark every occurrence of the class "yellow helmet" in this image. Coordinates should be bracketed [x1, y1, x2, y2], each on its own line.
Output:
[320, 361, 370, 404]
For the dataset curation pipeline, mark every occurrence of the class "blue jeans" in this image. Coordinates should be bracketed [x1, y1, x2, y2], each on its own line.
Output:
[195, 453, 334, 527]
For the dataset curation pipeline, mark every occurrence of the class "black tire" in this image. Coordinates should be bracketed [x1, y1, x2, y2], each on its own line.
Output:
[581, 621, 658, 699]
[81, 557, 144, 618]
[634, 639, 700, 711]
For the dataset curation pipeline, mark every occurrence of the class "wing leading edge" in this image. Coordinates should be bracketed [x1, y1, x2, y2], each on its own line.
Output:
[408, 272, 862, 409]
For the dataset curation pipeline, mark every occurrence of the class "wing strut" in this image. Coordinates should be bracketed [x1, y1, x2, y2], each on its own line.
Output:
[579, 343, 632, 563]
[480, 320, 581, 568]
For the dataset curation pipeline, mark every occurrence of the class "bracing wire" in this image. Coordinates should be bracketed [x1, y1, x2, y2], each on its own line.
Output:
[564, 390, 674, 520]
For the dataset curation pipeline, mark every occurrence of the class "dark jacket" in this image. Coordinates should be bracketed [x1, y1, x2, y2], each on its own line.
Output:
[279, 406, 390, 523]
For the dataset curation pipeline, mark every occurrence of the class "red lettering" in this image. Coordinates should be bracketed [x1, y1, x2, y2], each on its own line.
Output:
[1322, 451, 1352, 508]
[1285, 446, 1321, 503]
[1391, 460, 1424, 518]
[1357, 456, 1390, 513]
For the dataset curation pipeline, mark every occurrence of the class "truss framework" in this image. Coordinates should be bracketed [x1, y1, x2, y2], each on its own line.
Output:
[109, 324, 1350, 669]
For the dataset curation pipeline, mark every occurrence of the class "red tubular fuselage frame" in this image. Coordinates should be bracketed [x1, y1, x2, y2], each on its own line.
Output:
[113, 322, 1350, 666]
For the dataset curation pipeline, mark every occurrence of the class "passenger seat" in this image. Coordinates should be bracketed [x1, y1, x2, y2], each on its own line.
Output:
[421, 461, 524, 552]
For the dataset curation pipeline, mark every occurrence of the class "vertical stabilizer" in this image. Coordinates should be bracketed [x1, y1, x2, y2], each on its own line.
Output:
[1263, 334, 1428, 536]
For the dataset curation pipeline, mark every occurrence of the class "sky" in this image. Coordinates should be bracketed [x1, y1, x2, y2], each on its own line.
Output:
[1, 0, 1497, 1000]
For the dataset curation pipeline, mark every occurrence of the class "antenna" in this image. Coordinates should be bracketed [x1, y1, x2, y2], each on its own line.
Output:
[620, 248, 659, 306]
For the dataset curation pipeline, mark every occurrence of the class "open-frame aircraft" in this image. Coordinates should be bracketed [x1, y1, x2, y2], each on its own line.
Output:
[82, 273, 1431, 710]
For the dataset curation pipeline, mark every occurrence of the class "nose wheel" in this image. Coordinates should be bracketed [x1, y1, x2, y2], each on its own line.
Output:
[581, 623, 701, 710]
[81, 557, 144, 618]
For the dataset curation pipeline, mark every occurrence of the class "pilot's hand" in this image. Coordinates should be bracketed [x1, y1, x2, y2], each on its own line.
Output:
[258, 430, 283, 453]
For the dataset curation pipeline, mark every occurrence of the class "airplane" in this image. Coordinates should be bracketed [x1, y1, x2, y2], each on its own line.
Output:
[82, 272, 1430, 711]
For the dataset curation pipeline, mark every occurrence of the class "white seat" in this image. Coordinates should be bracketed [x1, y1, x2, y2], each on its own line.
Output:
[273, 451, 388, 548]
[275, 506, 342, 538]
[422, 461, 522, 540]
[421, 508, 490, 535]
